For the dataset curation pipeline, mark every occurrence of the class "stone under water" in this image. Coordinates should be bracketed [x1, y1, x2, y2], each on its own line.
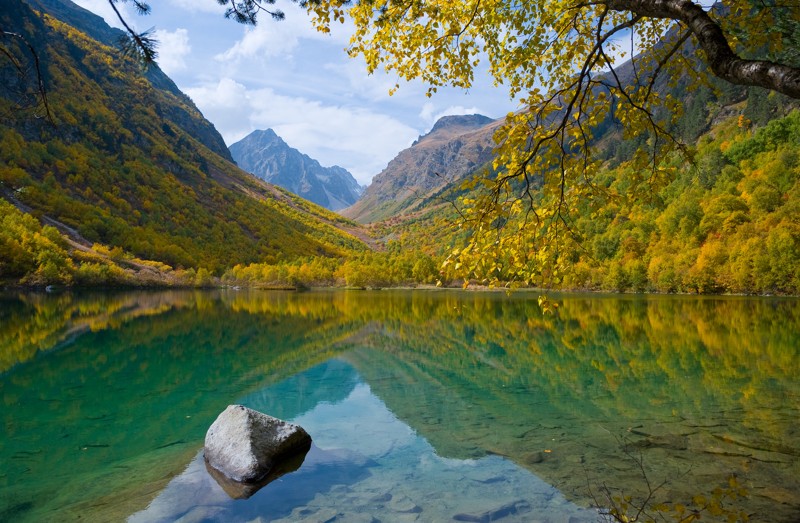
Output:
[204, 405, 312, 484]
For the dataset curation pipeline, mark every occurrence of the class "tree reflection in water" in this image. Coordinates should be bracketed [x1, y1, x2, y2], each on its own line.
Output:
[1, 290, 798, 521]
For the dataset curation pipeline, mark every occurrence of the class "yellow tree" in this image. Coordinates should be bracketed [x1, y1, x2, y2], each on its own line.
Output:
[292, 0, 800, 287]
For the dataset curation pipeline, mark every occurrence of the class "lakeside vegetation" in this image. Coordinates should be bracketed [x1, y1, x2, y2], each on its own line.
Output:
[3, 106, 799, 294]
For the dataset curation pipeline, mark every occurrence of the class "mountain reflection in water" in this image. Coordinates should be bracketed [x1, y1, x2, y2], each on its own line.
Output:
[1, 290, 798, 522]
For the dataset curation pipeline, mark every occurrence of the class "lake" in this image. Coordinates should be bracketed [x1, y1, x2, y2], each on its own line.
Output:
[1, 289, 798, 522]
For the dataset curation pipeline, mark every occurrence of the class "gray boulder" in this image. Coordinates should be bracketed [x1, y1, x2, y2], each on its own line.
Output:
[204, 405, 312, 483]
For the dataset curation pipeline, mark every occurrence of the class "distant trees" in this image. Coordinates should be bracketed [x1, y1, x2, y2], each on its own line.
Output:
[534, 110, 800, 294]
[0, 199, 74, 285]
[0, 198, 224, 288]
[223, 250, 442, 289]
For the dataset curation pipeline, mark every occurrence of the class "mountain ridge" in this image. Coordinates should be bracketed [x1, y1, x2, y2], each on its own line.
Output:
[25, 0, 233, 162]
[342, 113, 501, 223]
[229, 129, 363, 211]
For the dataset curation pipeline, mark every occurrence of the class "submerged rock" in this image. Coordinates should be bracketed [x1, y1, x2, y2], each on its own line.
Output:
[453, 500, 532, 522]
[205, 449, 308, 499]
[204, 405, 312, 484]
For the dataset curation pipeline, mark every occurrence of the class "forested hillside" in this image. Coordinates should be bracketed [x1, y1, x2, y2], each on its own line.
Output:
[379, 103, 800, 295]
[565, 110, 800, 294]
[0, 0, 366, 285]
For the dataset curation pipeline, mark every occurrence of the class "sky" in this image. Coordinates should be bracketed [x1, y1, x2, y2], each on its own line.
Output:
[71, 0, 520, 186]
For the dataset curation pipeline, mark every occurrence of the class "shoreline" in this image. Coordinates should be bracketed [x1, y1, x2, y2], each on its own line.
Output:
[3, 281, 798, 298]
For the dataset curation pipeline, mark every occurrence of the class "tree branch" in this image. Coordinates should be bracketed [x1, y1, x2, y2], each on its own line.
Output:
[0, 29, 54, 123]
[107, 0, 157, 63]
[606, 0, 800, 98]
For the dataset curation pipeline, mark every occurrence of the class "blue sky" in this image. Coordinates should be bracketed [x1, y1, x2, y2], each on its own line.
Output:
[72, 0, 519, 185]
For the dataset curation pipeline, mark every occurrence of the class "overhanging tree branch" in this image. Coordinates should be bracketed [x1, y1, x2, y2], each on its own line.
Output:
[108, 0, 157, 63]
[606, 0, 800, 98]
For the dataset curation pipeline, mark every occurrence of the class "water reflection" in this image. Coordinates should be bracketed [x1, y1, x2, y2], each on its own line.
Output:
[1, 290, 798, 522]
[132, 363, 593, 523]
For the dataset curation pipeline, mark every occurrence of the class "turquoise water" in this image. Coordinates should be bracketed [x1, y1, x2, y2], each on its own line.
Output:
[1, 290, 798, 522]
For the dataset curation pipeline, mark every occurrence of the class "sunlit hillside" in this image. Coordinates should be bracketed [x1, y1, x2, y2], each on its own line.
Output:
[376, 103, 800, 295]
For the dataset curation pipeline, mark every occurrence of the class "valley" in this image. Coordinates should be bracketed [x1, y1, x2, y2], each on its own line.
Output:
[0, 0, 798, 296]
[2, 2, 799, 522]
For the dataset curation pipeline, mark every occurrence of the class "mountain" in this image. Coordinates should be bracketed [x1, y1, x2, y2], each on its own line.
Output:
[229, 129, 363, 211]
[25, 0, 233, 161]
[0, 0, 367, 283]
[342, 114, 501, 223]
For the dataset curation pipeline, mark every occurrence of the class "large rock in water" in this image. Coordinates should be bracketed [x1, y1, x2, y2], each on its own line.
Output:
[204, 405, 312, 483]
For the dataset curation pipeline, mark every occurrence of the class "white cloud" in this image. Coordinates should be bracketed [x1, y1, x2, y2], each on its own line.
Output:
[419, 102, 436, 123]
[323, 60, 415, 103]
[184, 78, 419, 185]
[216, 23, 299, 62]
[215, 3, 345, 63]
[183, 78, 251, 139]
[154, 28, 191, 74]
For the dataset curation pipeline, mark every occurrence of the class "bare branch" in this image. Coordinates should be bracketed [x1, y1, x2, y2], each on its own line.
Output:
[0, 29, 54, 123]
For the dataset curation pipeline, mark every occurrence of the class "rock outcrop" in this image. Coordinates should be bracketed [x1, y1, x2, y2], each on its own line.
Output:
[204, 405, 312, 484]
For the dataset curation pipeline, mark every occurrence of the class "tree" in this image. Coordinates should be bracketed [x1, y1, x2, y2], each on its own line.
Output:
[305, 0, 800, 287]
[119, 0, 799, 286]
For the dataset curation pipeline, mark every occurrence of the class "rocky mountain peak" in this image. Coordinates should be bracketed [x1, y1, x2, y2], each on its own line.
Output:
[229, 130, 363, 211]
[410, 114, 496, 147]
[429, 114, 495, 134]
[249, 128, 281, 143]
[342, 114, 501, 223]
